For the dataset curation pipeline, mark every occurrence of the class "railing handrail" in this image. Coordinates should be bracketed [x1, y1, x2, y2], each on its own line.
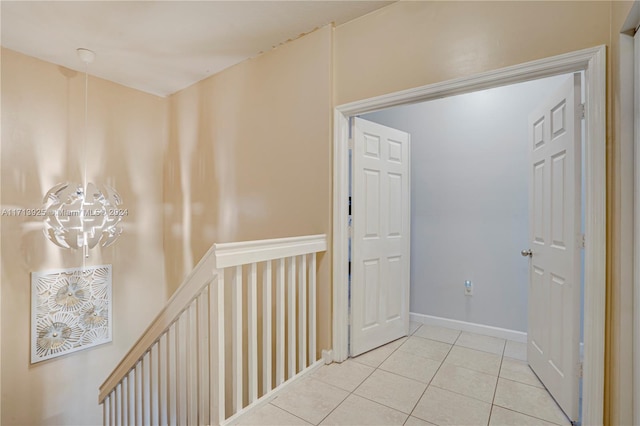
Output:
[98, 243, 218, 403]
[98, 234, 327, 403]
[213, 234, 327, 268]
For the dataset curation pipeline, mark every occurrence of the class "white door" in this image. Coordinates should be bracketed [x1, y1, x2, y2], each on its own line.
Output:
[526, 74, 582, 421]
[350, 118, 410, 356]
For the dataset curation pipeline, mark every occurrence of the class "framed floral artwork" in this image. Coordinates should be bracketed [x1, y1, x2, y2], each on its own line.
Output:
[31, 264, 112, 363]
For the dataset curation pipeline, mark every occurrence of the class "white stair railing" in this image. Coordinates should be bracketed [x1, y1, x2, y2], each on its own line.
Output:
[99, 234, 327, 426]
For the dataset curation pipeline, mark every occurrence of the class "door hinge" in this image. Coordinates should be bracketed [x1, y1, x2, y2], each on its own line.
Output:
[348, 137, 354, 149]
[579, 103, 585, 120]
[581, 234, 586, 248]
[578, 361, 583, 378]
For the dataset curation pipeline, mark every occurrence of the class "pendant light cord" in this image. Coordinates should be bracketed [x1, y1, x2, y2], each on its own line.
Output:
[83, 62, 89, 261]
[83, 62, 88, 192]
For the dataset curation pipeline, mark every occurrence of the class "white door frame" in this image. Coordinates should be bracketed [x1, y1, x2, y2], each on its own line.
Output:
[333, 45, 606, 425]
[617, 3, 639, 424]
[634, 28, 640, 426]
[628, 3, 640, 424]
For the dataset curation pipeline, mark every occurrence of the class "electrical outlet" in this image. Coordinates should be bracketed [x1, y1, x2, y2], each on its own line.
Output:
[464, 280, 473, 296]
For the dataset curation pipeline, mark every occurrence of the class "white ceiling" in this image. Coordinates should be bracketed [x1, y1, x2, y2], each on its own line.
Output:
[1, 1, 391, 97]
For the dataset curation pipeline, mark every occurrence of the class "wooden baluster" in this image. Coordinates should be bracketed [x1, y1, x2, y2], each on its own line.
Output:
[120, 376, 129, 425]
[276, 258, 285, 386]
[143, 351, 151, 426]
[114, 382, 122, 425]
[211, 272, 225, 425]
[287, 256, 297, 378]
[170, 319, 182, 425]
[134, 363, 141, 426]
[309, 253, 317, 363]
[185, 309, 191, 425]
[102, 394, 113, 426]
[177, 316, 187, 425]
[109, 394, 115, 426]
[187, 302, 198, 424]
[127, 370, 135, 426]
[128, 376, 133, 426]
[159, 333, 168, 426]
[152, 342, 161, 426]
[263, 260, 273, 394]
[140, 358, 145, 426]
[232, 265, 243, 413]
[198, 289, 210, 425]
[248, 262, 258, 404]
[122, 375, 128, 426]
[168, 324, 177, 426]
[298, 255, 307, 369]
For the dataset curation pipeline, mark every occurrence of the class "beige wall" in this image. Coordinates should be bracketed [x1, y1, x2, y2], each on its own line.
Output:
[0, 48, 169, 425]
[334, 1, 610, 105]
[163, 26, 333, 352]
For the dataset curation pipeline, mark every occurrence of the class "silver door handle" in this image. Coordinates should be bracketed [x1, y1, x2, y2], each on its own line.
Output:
[521, 249, 532, 257]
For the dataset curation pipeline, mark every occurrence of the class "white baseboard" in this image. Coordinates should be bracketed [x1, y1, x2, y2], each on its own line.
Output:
[410, 312, 527, 343]
[322, 349, 334, 364]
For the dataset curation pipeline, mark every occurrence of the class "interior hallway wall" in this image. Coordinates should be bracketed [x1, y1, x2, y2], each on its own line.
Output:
[334, 1, 609, 105]
[364, 74, 570, 332]
[163, 26, 333, 356]
[0, 48, 169, 425]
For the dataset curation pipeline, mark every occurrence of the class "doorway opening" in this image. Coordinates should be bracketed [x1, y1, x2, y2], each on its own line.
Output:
[333, 46, 606, 426]
[352, 72, 584, 423]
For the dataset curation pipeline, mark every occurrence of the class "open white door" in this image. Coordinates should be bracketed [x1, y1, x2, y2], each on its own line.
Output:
[350, 118, 410, 356]
[526, 74, 582, 422]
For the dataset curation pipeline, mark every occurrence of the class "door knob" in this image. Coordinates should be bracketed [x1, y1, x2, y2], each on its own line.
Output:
[521, 249, 533, 257]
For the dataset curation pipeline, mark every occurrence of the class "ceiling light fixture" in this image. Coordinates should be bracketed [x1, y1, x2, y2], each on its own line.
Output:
[42, 48, 124, 258]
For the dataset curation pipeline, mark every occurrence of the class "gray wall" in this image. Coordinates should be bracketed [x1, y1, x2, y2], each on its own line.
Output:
[364, 74, 570, 332]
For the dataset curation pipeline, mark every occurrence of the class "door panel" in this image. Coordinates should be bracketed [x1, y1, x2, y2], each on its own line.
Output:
[351, 118, 410, 356]
[527, 74, 581, 422]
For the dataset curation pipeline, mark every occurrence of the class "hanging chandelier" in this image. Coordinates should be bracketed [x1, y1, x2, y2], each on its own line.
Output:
[42, 49, 124, 257]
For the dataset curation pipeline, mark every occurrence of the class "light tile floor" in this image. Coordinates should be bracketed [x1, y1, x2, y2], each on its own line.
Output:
[233, 323, 571, 426]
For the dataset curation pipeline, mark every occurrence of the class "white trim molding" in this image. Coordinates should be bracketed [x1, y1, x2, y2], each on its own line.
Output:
[100, 233, 329, 422]
[631, 5, 640, 424]
[214, 234, 327, 268]
[332, 45, 607, 425]
[410, 313, 527, 343]
[332, 109, 350, 363]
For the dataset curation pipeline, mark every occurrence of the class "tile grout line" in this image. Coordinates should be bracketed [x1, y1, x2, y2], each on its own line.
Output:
[258, 329, 541, 426]
[488, 347, 569, 426]
[346, 330, 523, 425]
[269, 377, 349, 426]
[314, 336, 407, 425]
[402, 322, 423, 426]
[403, 324, 439, 426]
[319, 326, 450, 425]
[265, 402, 318, 426]
[492, 405, 567, 426]
[486, 340, 507, 425]
[426, 383, 496, 405]
[405, 327, 459, 423]
[491, 376, 570, 425]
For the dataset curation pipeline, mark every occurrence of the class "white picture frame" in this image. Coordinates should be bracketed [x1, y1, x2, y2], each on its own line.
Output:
[31, 264, 112, 363]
